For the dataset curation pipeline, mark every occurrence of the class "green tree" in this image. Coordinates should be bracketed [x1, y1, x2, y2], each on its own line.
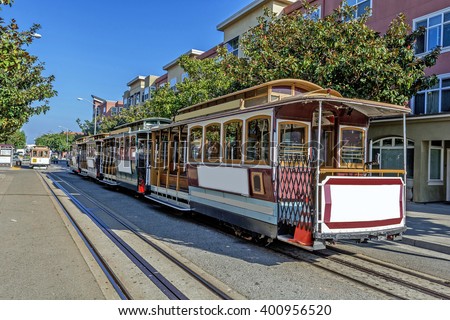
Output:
[76, 118, 95, 136]
[34, 131, 75, 153]
[220, 1, 440, 105]
[99, 103, 157, 132]
[4, 129, 25, 148]
[96, 0, 440, 127]
[0, 1, 57, 141]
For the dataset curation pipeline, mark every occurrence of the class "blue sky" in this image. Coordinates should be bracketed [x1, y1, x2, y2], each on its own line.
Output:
[1, 0, 254, 143]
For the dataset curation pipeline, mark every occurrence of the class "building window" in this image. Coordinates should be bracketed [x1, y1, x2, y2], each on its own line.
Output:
[413, 75, 450, 114]
[346, 0, 372, 19]
[245, 116, 270, 165]
[169, 78, 177, 89]
[189, 126, 203, 162]
[223, 120, 243, 163]
[149, 86, 156, 100]
[304, 5, 321, 21]
[429, 140, 444, 183]
[414, 8, 450, 54]
[111, 107, 118, 116]
[204, 123, 221, 162]
[134, 93, 140, 105]
[226, 36, 239, 56]
[371, 137, 414, 178]
[143, 88, 149, 101]
[181, 72, 189, 82]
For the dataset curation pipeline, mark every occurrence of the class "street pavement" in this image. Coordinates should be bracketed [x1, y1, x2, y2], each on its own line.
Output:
[0, 164, 449, 299]
[0, 166, 109, 299]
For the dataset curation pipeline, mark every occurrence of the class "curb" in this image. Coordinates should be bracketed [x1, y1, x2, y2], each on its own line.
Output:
[402, 236, 450, 255]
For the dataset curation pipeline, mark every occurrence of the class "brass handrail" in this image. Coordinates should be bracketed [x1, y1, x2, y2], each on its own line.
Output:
[320, 168, 405, 176]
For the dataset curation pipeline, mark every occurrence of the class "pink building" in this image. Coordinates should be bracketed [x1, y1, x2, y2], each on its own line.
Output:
[92, 95, 123, 122]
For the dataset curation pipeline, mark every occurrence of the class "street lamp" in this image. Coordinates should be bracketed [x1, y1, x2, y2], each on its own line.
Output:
[77, 97, 96, 135]
[58, 125, 69, 145]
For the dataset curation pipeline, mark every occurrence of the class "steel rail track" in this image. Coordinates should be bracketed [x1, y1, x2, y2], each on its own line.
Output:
[329, 246, 450, 287]
[38, 171, 131, 300]
[46, 171, 233, 300]
[321, 247, 450, 300]
[270, 243, 406, 299]
[272, 241, 450, 300]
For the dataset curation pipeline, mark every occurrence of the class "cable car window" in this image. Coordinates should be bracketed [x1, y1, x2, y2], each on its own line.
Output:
[205, 123, 221, 162]
[340, 127, 365, 167]
[189, 126, 203, 162]
[245, 117, 270, 165]
[224, 120, 242, 163]
[278, 122, 308, 160]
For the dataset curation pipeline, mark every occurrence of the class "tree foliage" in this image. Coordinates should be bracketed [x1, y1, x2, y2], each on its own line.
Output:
[221, 1, 440, 105]
[99, 0, 440, 130]
[34, 131, 76, 152]
[3, 128, 25, 148]
[147, 55, 233, 119]
[0, 1, 57, 141]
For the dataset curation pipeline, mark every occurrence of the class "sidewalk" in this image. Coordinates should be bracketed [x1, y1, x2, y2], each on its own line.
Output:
[0, 168, 109, 299]
[404, 201, 450, 254]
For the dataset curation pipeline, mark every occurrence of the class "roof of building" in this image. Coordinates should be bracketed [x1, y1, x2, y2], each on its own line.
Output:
[163, 49, 204, 71]
[217, 0, 294, 31]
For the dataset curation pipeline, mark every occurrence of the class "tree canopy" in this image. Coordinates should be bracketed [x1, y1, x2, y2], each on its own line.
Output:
[221, 2, 440, 105]
[34, 131, 76, 153]
[4, 129, 25, 148]
[0, 1, 57, 142]
[97, 0, 440, 131]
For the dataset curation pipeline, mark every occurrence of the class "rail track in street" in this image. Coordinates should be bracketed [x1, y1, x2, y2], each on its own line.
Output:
[40, 170, 238, 300]
[40, 167, 450, 300]
[272, 242, 450, 300]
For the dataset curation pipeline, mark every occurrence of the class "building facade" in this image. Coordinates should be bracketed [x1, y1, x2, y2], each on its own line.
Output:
[122, 75, 159, 108]
[92, 95, 123, 127]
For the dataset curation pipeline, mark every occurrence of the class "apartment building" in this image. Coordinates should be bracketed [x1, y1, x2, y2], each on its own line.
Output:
[92, 95, 123, 122]
[334, 0, 450, 203]
[122, 75, 159, 108]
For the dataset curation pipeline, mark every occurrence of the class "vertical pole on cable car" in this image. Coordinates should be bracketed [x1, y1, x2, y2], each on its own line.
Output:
[315, 101, 323, 235]
[403, 113, 407, 207]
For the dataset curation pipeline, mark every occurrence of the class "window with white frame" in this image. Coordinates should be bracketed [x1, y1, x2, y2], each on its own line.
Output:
[413, 75, 450, 114]
[414, 8, 450, 55]
[226, 36, 239, 56]
[304, 5, 321, 21]
[181, 72, 189, 82]
[169, 77, 177, 90]
[149, 86, 156, 100]
[429, 140, 444, 183]
[135, 92, 140, 105]
[346, 0, 372, 19]
[371, 137, 414, 178]
[111, 107, 118, 116]
[143, 87, 149, 101]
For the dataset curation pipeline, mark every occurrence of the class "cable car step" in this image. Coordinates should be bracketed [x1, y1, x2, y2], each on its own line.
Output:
[99, 179, 118, 186]
[277, 235, 326, 251]
[144, 194, 191, 212]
